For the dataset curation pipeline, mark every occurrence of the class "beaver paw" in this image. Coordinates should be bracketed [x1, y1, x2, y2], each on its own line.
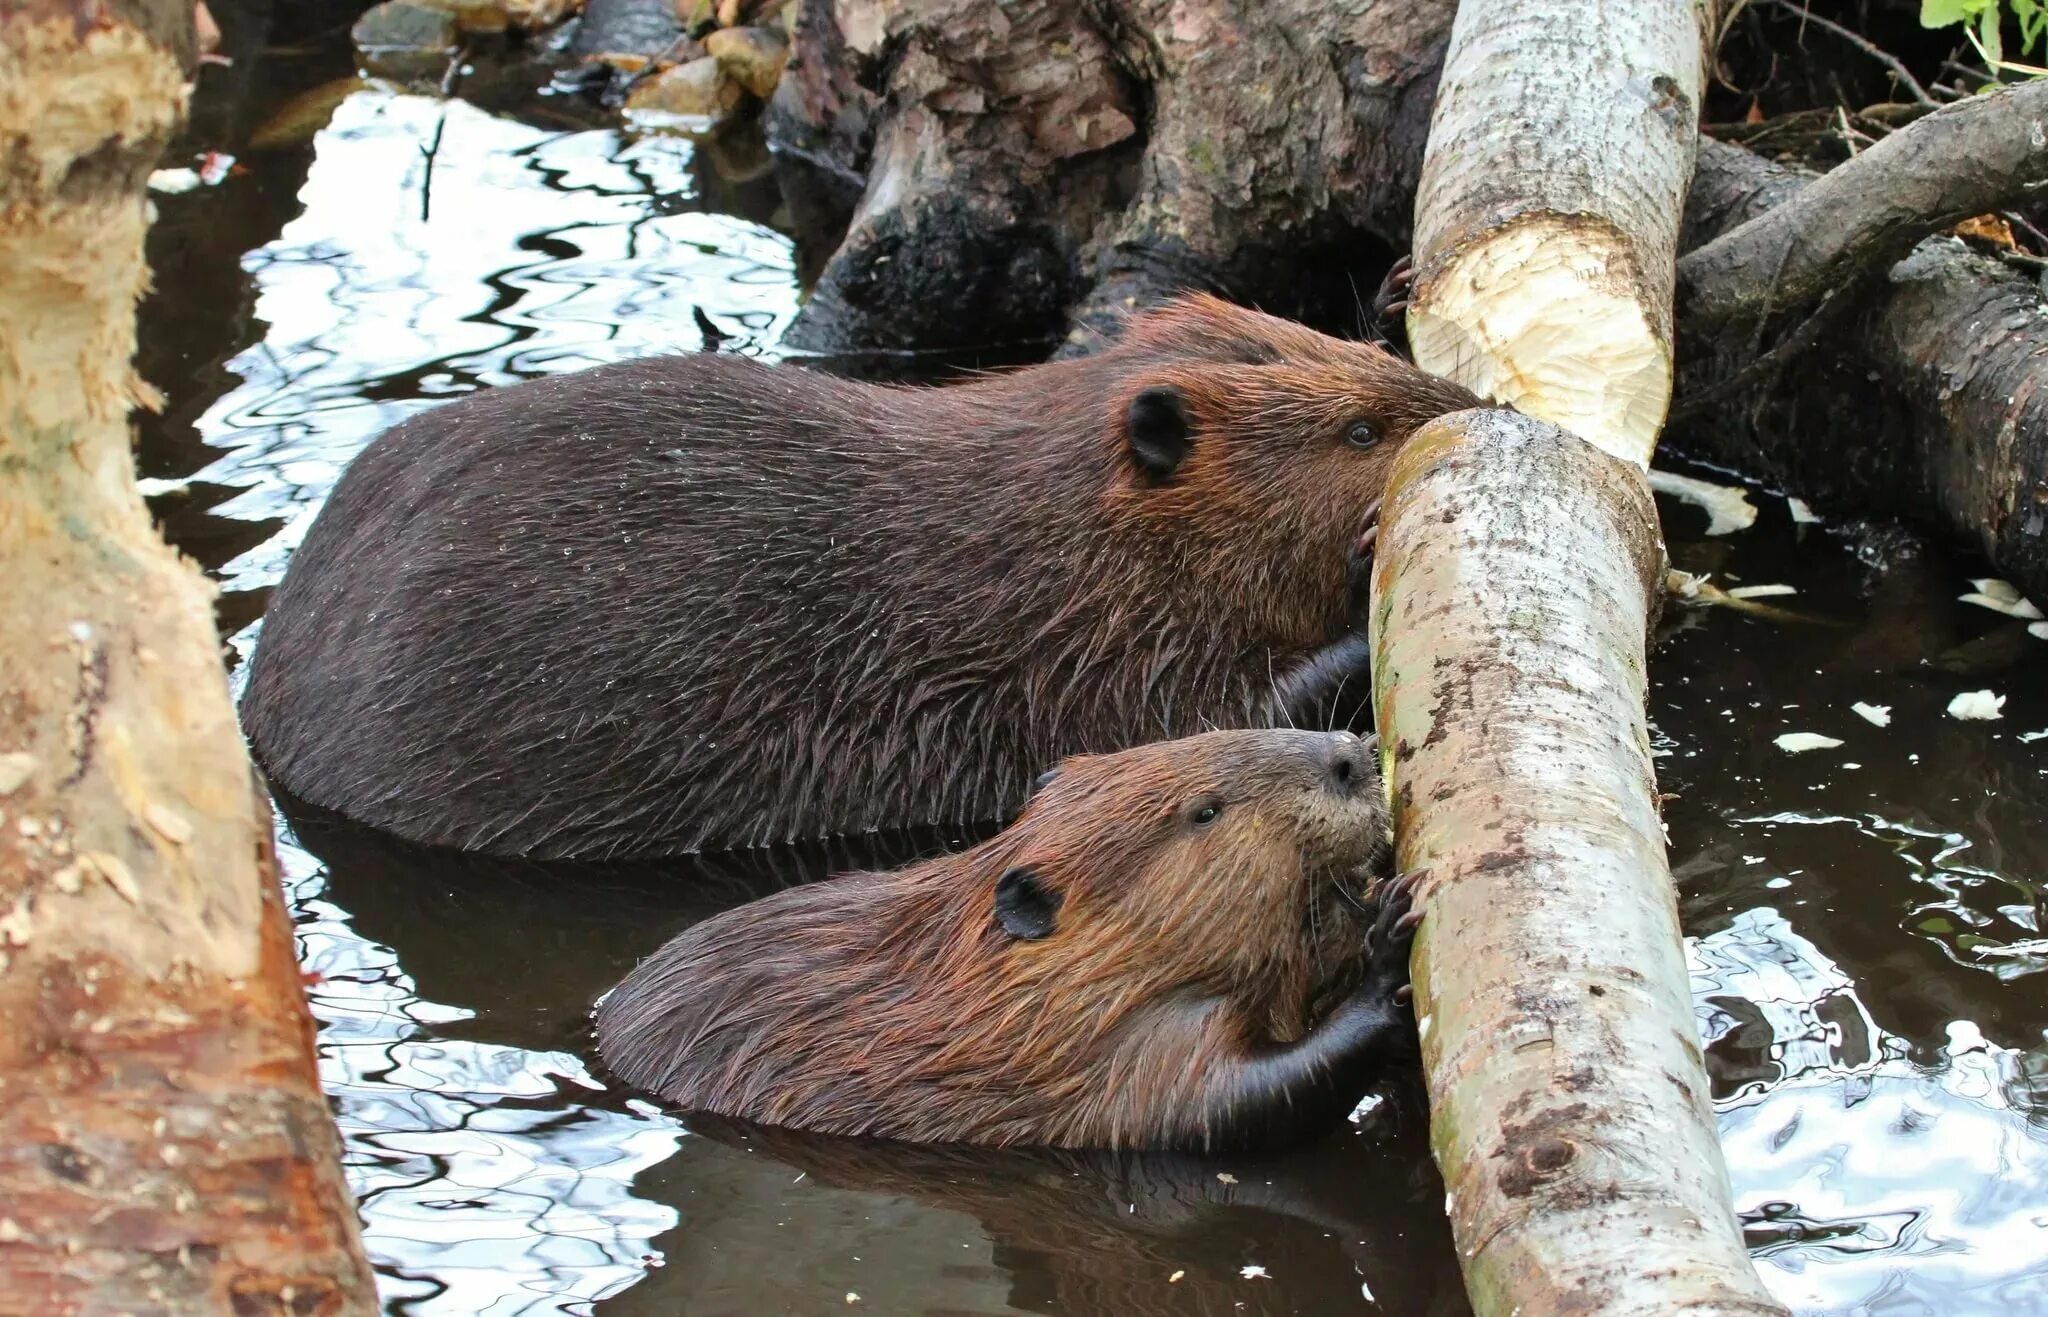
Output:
[1347, 497, 1382, 603]
[1364, 869, 1423, 1007]
[1370, 256, 1414, 349]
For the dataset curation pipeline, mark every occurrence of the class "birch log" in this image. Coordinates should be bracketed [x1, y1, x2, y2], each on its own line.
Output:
[0, 0, 378, 1310]
[1380, 0, 1787, 1312]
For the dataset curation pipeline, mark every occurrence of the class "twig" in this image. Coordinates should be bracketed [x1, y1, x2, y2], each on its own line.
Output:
[2004, 208, 2048, 253]
[1834, 105, 1866, 154]
[439, 39, 471, 97]
[1770, 0, 1938, 108]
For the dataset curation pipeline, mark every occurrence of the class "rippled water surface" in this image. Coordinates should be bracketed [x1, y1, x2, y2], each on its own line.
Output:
[144, 26, 2048, 1316]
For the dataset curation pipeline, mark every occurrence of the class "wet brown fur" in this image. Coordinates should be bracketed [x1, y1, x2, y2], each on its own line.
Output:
[595, 729, 1406, 1151]
[242, 296, 1479, 858]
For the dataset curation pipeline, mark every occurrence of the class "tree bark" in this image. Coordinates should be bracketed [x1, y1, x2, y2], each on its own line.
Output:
[767, 0, 1454, 354]
[1372, 414, 1779, 1316]
[1677, 81, 2048, 337]
[0, 1, 378, 1312]
[1675, 136, 2048, 606]
[1380, 0, 1785, 1311]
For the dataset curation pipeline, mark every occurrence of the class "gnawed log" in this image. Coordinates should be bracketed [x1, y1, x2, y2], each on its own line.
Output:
[0, 0, 377, 1310]
[1381, 0, 1787, 1310]
[1372, 413, 1780, 1315]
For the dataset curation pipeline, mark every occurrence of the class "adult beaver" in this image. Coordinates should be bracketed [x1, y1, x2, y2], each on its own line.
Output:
[241, 295, 1479, 858]
[594, 729, 1419, 1150]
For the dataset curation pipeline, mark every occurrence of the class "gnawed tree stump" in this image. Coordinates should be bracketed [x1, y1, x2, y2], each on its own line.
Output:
[0, 0, 376, 1310]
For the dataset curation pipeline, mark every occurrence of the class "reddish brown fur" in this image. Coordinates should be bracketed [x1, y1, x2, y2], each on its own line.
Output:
[243, 295, 1480, 858]
[595, 729, 1412, 1151]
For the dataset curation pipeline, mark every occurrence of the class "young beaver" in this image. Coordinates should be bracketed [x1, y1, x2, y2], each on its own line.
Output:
[594, 729, 1420, 1151]
[241, 295, 1479, 858]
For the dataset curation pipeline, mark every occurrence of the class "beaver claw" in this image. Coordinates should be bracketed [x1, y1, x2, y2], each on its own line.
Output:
[1347, 497, 1383, 602]
[1370, 256, 1415, 349]
[1362, 869, 1422, 1001]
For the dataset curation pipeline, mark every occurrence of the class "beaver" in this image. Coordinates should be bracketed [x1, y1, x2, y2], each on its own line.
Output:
[241, 294, 1479, 858]
[593, 729, 1420, 1151]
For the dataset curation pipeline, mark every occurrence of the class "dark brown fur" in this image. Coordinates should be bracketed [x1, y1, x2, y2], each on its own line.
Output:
[594, 729, 1417, 1151]
[241, 296, 1479, 858]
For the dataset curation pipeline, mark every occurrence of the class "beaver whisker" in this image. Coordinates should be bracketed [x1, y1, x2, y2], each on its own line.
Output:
[1328, 872, 1372, 918]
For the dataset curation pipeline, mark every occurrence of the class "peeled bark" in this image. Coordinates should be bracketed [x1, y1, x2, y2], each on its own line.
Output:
[0, 1, 377, 1311]
[1383, 0, 1785, 1311]
[1676, 137, 2048, 605]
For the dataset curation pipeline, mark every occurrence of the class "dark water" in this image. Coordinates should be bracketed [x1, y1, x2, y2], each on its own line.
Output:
[142, 29, 2048, 1317]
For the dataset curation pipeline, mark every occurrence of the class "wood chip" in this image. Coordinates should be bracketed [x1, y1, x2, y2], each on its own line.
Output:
[86, 851, 141, 903]
[144, 802, 193, 845]
[0, 752, 34, 795]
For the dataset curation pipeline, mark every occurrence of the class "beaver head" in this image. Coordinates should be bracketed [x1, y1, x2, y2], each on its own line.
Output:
[595, 729, 1412, 1151]
[1094, 294, 1480, 649]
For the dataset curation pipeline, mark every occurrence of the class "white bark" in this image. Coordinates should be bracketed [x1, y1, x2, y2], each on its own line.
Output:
[1382, 1, 1785, 1313]
[1407, 0, 1709, 465]
[1370, 413, 1783, 1316]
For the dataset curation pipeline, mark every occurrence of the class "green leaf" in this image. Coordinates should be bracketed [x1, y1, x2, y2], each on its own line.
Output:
[1982, 5, 2006, 66]
[2015, 0, 2048, 53]
[1922, 0, 1995, 29]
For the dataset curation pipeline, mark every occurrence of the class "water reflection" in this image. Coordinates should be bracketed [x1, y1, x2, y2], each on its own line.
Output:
[286, 835, 687, 1313]
[192, 91, 796, 598]
[141, 62, 2048, 1317]
[1696, 908, 2048, 1313]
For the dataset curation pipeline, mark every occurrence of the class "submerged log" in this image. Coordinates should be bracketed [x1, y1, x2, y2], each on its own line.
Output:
[1378, 0, 1785, 1311]
[0, 0, 376, 1310]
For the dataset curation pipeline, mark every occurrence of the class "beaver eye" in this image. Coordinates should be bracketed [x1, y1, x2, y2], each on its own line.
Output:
[1185, 799, 1225, 829]
[1344, 420, 1382, 449]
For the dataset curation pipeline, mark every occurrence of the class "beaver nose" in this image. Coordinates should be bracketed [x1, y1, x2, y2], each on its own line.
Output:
[1322, 732, 1371, 796]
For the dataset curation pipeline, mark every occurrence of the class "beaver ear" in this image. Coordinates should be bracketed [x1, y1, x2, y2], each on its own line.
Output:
[1030, 766, 1061, 794]
[1125, 386, 1193, 480]
[994, 866, 1062, 940]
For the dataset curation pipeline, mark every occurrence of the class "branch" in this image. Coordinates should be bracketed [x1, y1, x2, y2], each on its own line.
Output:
[1766, 0, 1937, 109]
[1678, 78, 2048, 333]
[1675, 136, 2048, 608]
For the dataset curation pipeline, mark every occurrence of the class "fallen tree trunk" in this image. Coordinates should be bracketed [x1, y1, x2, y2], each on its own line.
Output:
[1678, 81, 2048, 336]
[1675, 133, 2048, 605]
[0, 1, 377, 1310]
[1377, 0, 1786, 1310]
